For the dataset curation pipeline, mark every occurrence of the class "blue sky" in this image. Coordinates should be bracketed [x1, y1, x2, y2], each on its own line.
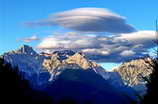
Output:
[0, 0, 158, 70]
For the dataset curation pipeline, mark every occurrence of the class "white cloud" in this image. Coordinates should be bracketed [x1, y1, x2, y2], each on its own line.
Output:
[120, 50, 135, 56]
[37, 37, 63, 49]
[37, 32, 100, 49]
[17, 35, 39, 42]
[115, 30, 156, 48]
[82, 49, 110, 55]
[26, 8, 136, 34]
[37, 30, 156, 62]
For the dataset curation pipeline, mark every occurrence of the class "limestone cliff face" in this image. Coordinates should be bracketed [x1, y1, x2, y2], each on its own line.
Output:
[42, 50, 125, 88]
[65, 53, 91, 69]
[42, 51, 106, 80]
[113, 57, 153, 86]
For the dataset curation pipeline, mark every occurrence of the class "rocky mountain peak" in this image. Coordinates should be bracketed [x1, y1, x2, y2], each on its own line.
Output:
[43, 52, 89, 71]
[113, 57, 153, 86]
[42, 50, 108, 81]
[64, 52, 91, 69]
[16, 44, 37, 55]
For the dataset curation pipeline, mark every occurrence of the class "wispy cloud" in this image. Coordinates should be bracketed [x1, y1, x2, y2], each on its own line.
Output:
[16, 35, 39, 43]
[25, 8, 136, 34]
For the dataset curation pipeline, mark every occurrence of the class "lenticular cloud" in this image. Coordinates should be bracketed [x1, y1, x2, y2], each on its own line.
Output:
[27, 8, 136, 33]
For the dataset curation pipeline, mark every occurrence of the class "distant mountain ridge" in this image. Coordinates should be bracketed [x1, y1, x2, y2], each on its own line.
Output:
[2, 45, 123, 86]
[2, 45, 142, 103]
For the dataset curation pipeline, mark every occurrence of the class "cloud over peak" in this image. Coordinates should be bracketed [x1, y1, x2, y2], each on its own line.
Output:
[37, 31, 156, 62]
[23, 8, 156, 62]
[26, 8, 136, 34]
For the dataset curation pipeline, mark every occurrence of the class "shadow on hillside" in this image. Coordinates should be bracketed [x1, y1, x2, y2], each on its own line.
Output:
[0, 58, 90, 104]
[0, 58, 54, 104]
[0, 57, 136, 104]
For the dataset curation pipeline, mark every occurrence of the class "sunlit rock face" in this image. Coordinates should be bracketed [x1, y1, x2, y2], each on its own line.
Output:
[42, 50, 109, 81]
[113, 57, 153, 95]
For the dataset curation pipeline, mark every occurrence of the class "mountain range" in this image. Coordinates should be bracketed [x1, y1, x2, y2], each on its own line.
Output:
[1, 45, 154, 103]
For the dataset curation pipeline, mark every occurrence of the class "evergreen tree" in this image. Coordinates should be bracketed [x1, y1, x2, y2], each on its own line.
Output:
[141, 58, 158, 104]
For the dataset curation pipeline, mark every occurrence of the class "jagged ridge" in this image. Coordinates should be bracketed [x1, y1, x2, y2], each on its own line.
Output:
[2, 45, 140, 102]
[113, 57, 154, 96]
